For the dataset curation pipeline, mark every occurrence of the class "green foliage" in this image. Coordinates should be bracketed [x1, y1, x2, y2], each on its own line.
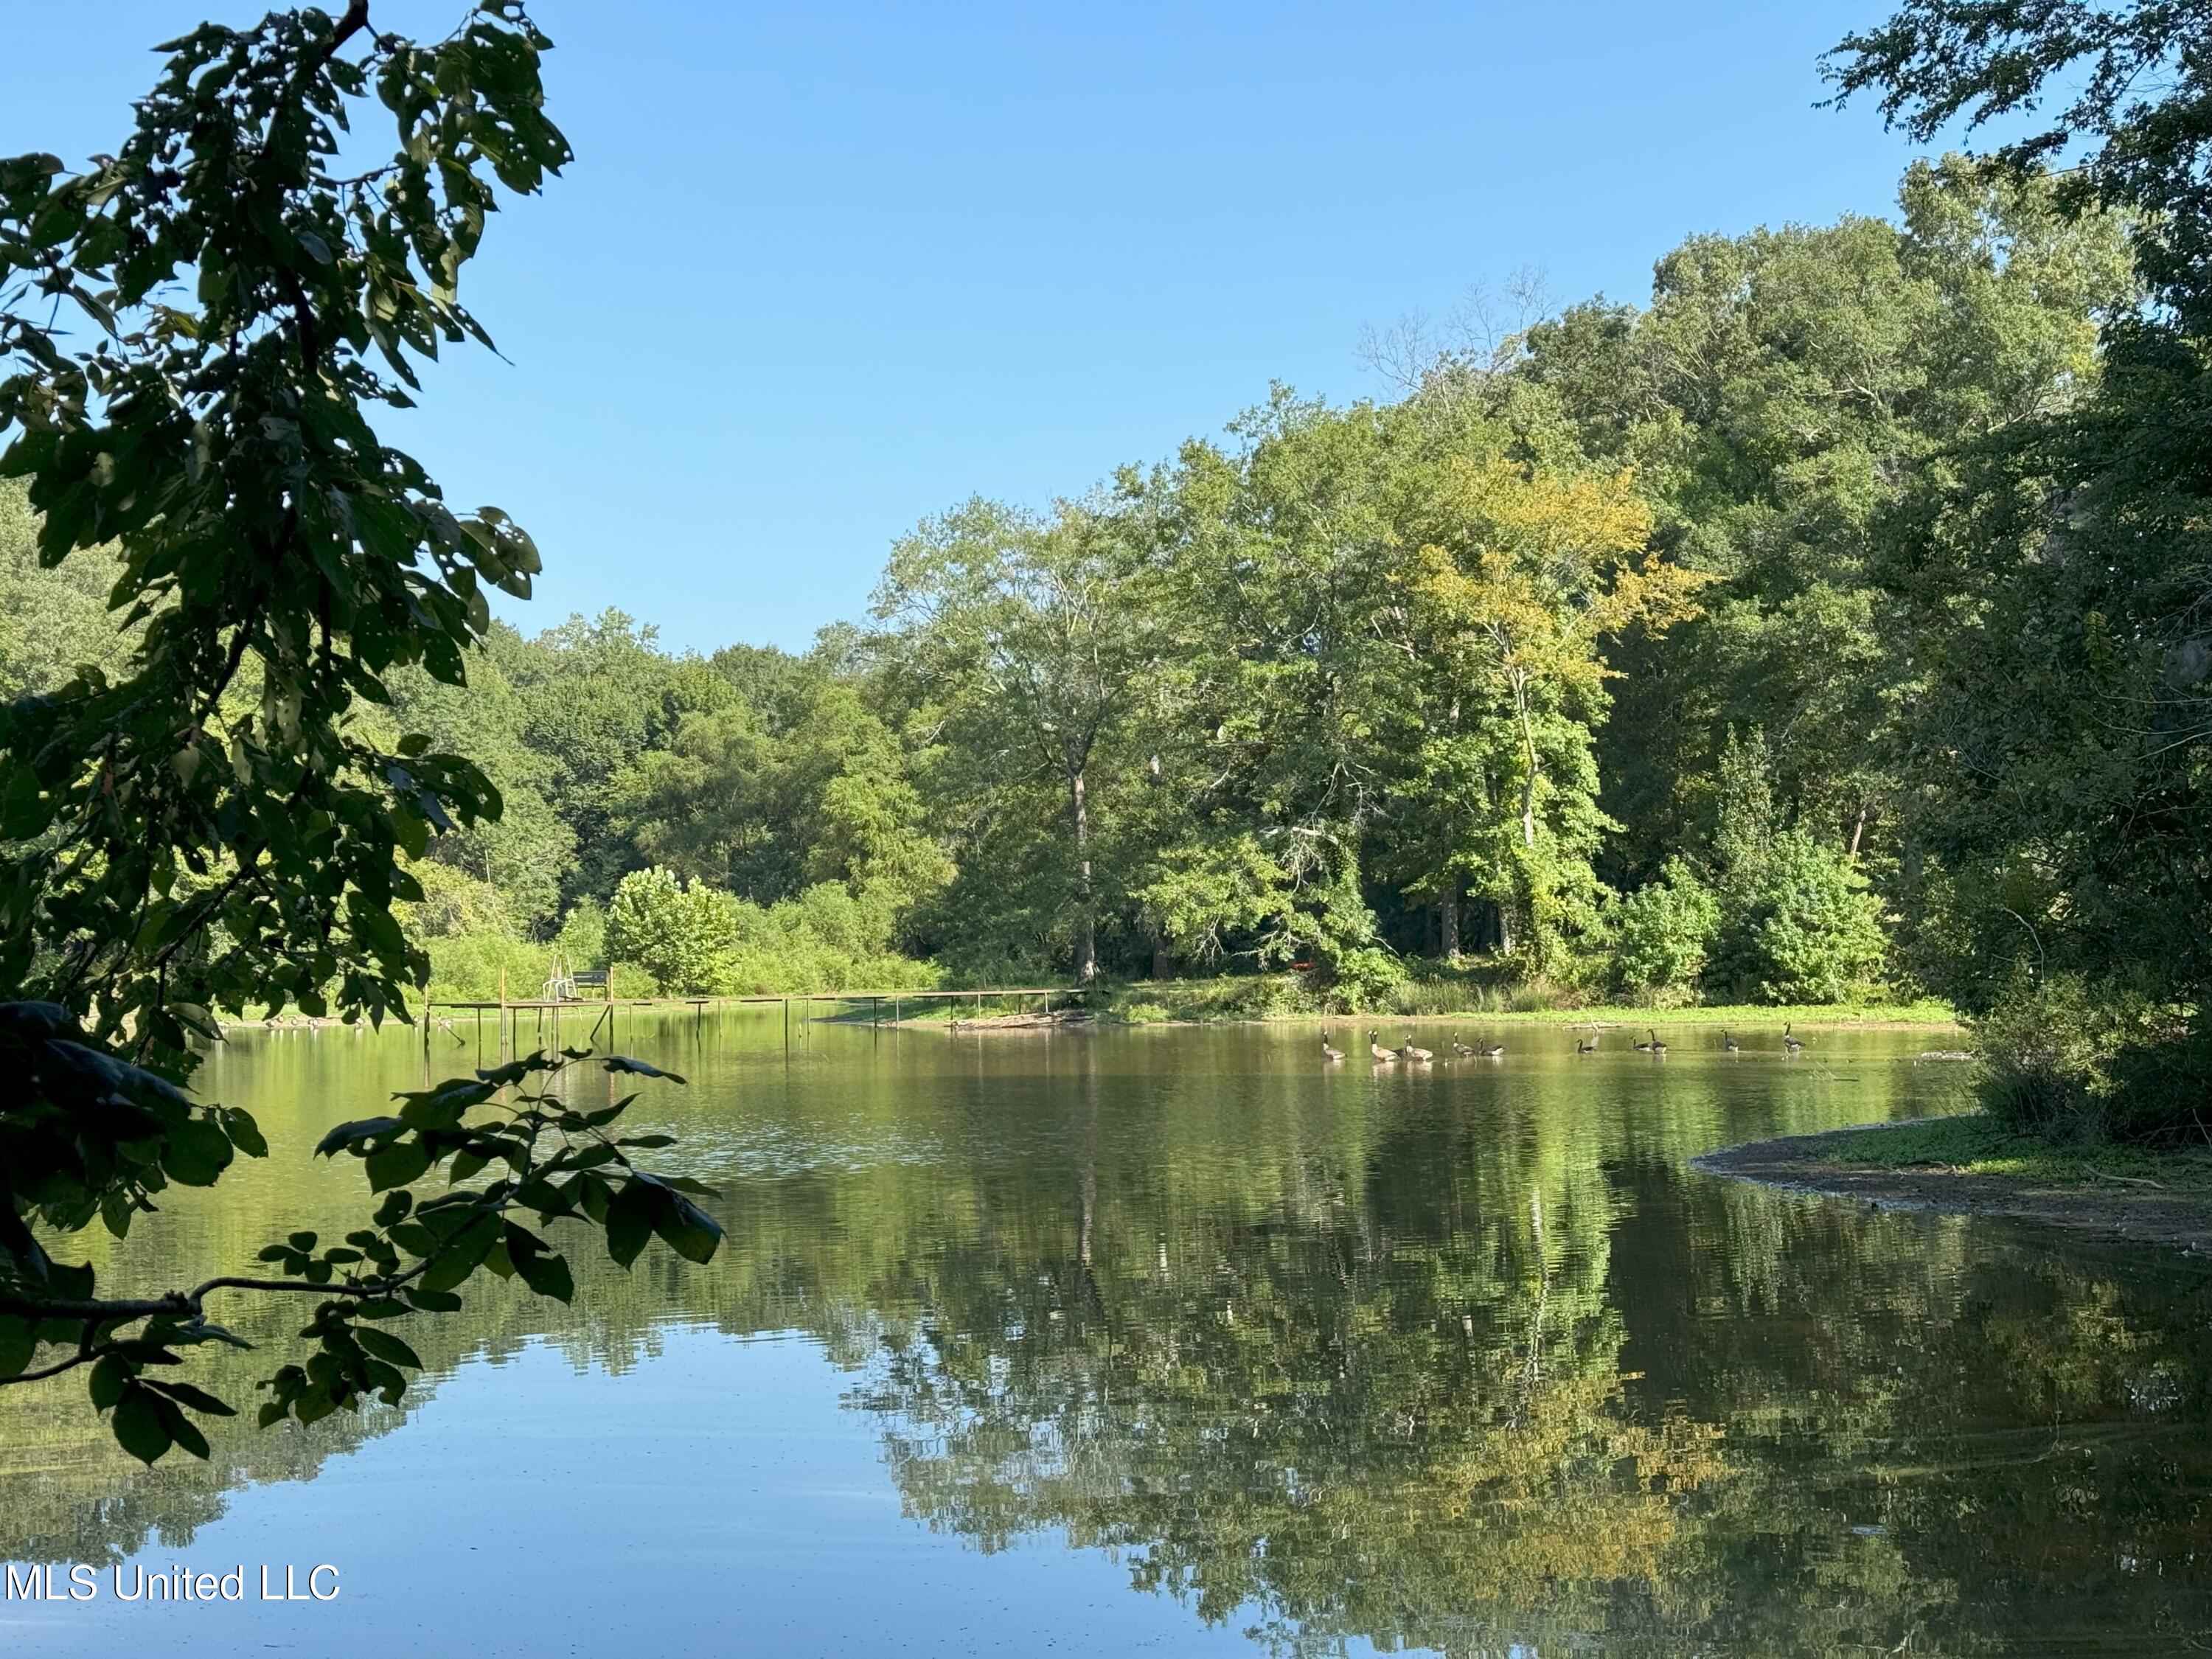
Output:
[875, 494, 1164, 983]
[400, 859, 515, 941]
[610, 676, 949, 929]
[605, 866, 933, 995]
[1833, 1, 2212, 1135]
[554, 898, 608, 973]
[1736, 832, 1891, 1004]
[0, 6, 719, 1465]
[0, 479, 133, 699]
[1611, 859, 1720, 1004]
[386, 651, 575, 931]
[1520, 159, 2131, 890]
[421, 931, 554, 1006]
[605, 866, 731, 995]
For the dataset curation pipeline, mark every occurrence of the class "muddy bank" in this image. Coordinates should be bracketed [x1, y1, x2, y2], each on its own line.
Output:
[1694, 1120, 2212, 1256]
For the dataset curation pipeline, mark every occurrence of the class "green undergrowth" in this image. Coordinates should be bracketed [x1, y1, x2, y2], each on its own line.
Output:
[1085, 975, 1952, 1027]
[1806, 1114, 2212, 1193]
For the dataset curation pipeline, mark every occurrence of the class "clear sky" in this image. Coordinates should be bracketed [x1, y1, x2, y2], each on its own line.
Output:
[4, 2, 1936, 655]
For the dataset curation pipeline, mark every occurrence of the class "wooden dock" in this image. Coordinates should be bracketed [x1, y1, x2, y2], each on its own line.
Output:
[422, 986, 1078, 1056]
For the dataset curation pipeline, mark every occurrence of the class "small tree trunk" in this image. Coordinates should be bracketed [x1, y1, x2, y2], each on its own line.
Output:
[1502, 668, 1539, 850]
[1068, 765, 1096, 982]
[1439, 888, 1460, 959]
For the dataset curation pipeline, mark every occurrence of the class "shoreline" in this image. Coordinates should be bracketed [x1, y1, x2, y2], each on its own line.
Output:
[1694, 1118, 2212, 1256]
[219, 1001, 1961, 1034]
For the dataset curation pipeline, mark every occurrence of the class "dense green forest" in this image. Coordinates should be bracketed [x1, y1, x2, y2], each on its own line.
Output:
[1, 158, 2128, 1009]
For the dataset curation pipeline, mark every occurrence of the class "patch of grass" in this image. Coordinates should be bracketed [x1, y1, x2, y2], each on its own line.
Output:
[1808, 1114, 2212, 1194]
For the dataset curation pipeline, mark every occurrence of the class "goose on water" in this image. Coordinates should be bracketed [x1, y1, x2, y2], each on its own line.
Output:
[1722, 1029, 1740, 1054]
[1784, 1023, 1804, 1054]
[1320, 1030, 1344, 1063]
[1452, 1033, 1478, 1058]
[1644, 1029, 1668, 1055]
[1368, 1030, 1398, 1063]
[1397, 1033, 1433, 1063]
[1477, 1041, 1504, 1059]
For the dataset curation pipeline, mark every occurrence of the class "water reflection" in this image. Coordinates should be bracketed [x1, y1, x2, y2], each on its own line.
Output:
[4, 1017, 2206, 1655]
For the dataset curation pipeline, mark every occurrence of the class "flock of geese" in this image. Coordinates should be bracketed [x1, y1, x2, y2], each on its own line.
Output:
[1318, 1022, 1808, 1065]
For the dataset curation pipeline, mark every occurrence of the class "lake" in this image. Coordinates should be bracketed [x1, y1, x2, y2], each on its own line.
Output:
[4, 1015, 2208, 1656]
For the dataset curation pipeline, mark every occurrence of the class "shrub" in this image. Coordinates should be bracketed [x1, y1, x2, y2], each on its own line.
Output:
[1708, 831, 1888, 1004]
[1746, 832, 1888, 1003]
[422, 933, 555, 1004]
[606, 867, 737, 994]
[1976, 975, 2211, 1142]
[1612, 858, 1719, 1004]
[606, 867, 939, 995]
[1324, 947, 1407, 1012]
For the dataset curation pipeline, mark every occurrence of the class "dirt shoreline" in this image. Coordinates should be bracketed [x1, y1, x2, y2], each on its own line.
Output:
[1693, 1120, 2212, 1256]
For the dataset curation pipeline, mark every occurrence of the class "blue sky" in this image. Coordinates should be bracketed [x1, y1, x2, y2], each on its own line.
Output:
[5, 2, 1935, 654]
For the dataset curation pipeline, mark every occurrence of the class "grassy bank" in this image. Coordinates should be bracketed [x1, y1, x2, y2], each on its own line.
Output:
[1079, 975, 1955, 1029]
[1801, 1113, 2212, 1195]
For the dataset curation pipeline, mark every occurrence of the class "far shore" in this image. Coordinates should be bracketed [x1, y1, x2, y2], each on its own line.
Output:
[216, 998, 1962, 1034]
[1695, 1115, 2212, 1256]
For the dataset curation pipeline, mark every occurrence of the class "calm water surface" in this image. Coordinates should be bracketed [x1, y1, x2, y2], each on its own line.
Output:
[3, 1015, 2208, 1656]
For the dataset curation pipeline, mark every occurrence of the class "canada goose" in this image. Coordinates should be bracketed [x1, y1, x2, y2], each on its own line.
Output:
[1646, 1029, 1668, 1055]
[1452, 1032, 1478, 1058]
[1368, 1030, 1398, 1063]
[1722, 1029, 1740, 1054]
[1632, 1032, 1655, 1051]
[1398, 1033, 1434, 1063]
[1478, 1041, 1504, 1059]
[1320, 1030, 1344, 1063]
[1783, 1023, 1804, 1054]
[1576, 1032, 1598, 1054]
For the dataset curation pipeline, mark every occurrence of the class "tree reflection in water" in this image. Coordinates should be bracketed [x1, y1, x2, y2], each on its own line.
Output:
[3, 1020, 2206, 1654]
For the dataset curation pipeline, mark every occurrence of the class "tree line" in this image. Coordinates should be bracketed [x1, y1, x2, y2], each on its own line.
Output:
[0, 148, 2158, 1065]
[17, 159, 2105, 1016]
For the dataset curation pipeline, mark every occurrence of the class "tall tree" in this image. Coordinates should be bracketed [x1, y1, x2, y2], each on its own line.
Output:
[1515, 160, 2131, 886]
[1148, 389, 1700, 984]
[874, 494, 1161, 982]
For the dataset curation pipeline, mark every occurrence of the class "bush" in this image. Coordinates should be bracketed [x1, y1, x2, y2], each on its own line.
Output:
[1747, 832, 1888, 1002]
[1709, 831, 1888, 1004]
[607, 867, 734, 994]
[606, 867, 939, 995]
[1977, 975, 2211, 1142]
[1612, 858, 1719, 1004]
[1324, 947, 1407, 1013]
[422, 933, 555, 1004]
